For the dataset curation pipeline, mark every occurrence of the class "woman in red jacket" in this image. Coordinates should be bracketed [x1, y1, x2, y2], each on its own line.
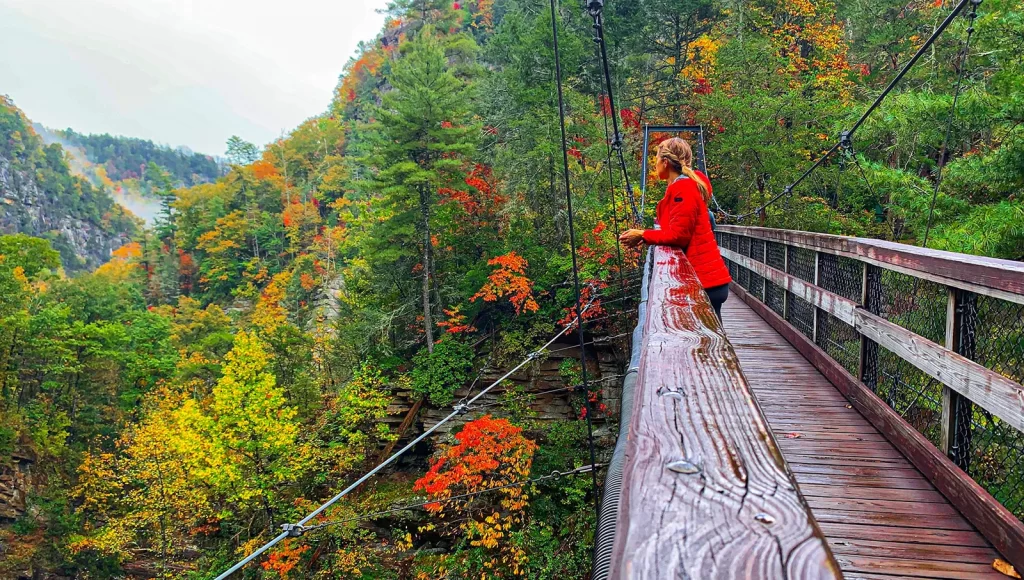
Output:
[619, 137, 732, 321]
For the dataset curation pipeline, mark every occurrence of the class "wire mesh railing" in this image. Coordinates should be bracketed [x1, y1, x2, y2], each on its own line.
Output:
[717, 225, 1024, 525]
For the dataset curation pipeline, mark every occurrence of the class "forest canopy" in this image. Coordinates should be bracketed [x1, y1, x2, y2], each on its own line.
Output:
[1, 0, 1022, 577]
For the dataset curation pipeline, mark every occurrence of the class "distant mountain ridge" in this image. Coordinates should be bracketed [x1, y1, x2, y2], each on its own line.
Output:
[0, 96, 138, 271]
[32, 124, 225, 225]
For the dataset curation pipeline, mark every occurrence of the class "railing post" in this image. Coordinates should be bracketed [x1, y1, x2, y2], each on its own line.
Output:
[941, 287, 976, 471]
[812, 252, 820, 343]
[761, 239, 768, 300]
[782, 245, 790, 320]
[859, 264, 881, 393]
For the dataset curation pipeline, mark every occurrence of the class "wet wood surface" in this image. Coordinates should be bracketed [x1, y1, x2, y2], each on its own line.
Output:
[723, 297, 1008, 579]
[610, 246, 840, 579]
[721, 246, 1024, 434]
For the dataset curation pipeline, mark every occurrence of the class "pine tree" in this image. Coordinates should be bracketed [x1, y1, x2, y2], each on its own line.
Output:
[363, 29, 478, 351]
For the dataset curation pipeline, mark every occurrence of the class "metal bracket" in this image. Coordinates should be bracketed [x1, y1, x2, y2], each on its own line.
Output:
[281, 523, 306, 537]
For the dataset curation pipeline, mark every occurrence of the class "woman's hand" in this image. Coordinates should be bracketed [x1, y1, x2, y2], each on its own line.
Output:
[618, 229, 645, 248]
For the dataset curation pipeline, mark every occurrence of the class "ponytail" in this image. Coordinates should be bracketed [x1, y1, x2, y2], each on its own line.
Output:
[658, 137, 709, 202]
[680, 165, 710, 202]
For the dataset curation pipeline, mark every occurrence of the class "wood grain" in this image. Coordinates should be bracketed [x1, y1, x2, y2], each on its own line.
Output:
[610, 246, 840, 579]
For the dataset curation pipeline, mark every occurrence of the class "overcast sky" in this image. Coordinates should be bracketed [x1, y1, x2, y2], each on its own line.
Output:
[0, 0, 390, 156]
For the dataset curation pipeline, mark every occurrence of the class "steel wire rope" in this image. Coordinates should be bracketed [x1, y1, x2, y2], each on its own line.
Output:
[587, 1, 642, 225]
[301, 463, 606, 533]
[550, 0, 602, 519]
[466, 374, 626, 412]
[213, 294, 600, 579]
[725, 0, 978, 223]
[601, 89, 627, 293]
[921, 0, 982, 249]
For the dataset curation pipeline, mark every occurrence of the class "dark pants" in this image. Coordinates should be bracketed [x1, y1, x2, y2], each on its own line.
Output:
[705, 283, 729, 323]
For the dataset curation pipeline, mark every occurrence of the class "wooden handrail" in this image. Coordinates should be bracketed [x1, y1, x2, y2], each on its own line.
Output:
[721, 248, 1024, 433]
[718, 225, 1024, 303]
[610, 245, 839, 579]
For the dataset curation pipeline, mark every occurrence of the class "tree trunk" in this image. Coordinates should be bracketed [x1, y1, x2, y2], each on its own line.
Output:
[419, 185, 435, 353]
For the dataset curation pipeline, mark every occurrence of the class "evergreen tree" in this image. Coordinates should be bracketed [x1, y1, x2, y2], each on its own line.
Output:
[362, 29, 478, 351]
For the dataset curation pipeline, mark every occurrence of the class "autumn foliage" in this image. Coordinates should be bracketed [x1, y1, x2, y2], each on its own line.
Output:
[414, 416, 537, 574]
[471, 252, 539, 314]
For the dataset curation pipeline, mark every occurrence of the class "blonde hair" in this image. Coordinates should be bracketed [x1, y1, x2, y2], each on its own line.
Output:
[657, 137, 709, 201]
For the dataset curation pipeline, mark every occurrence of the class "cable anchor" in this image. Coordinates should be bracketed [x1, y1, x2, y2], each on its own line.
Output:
[281, 523, 307, 537]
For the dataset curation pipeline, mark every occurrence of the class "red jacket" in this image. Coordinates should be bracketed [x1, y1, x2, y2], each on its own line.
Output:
[642, 172, 732, 289]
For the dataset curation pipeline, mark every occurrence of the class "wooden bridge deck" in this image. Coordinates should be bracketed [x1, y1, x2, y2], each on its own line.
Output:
[723, 297, 1007, 580]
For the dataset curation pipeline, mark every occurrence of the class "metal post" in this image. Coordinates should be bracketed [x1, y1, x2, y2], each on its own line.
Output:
[941, 287, 976, 471]
[860, 264, 881, 393]
[812, 252, 821, 344]
[782, 245, 790, 321]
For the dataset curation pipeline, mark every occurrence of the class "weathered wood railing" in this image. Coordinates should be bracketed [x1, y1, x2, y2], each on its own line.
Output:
[597, 245, 841, 579]
[718, 224, 1024, 570]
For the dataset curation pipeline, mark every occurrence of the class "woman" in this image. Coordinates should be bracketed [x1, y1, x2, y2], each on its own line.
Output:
[619, 137, 732, 321]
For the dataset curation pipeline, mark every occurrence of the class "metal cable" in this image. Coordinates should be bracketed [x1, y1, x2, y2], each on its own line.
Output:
[726, 0, 976, 223]
[921, 0, 982, 249]
[551, 0, 601, 518]
[302, 463, 606, 533]
[589, 6, 641, 224]
[213, 296, 598, 579]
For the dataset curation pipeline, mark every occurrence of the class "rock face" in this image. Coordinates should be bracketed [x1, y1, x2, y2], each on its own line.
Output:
[0, 96, 137, 272]
[0, 451, 35, 522]
[383, 336, 629, 452]
[0, 155, 132, 272]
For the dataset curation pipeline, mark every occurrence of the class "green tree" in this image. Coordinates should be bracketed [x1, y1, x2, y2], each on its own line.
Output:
[361, 29, 479, 351]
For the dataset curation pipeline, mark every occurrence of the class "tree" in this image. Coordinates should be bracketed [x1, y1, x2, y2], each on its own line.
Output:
[414, 415, 537, 576]
[225, 135, 261, 166]
[362, 29, 479, 352]
[0, 234, 61, 278]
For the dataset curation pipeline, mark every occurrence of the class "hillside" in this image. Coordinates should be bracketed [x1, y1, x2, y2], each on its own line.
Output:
[0, 96, 139, 271]
[0, 0, 1022, 578]
[32, 125, 225, 225]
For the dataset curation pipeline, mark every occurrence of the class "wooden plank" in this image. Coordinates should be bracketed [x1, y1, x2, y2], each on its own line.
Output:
[610, 246, 840, 579]
[788, 462, 924, 479]
[730, 282, 1024, 572]
[817, 522, 992, 547]
[727, 245, 1024, 435]
[799, 484, 945, 503]
[834, 555, 1005, 579]
[721, 248, 859, 321]
[852, 308, 1024, 434]
[805, 497, 962, 517]
[793, 472, 937, 491]
[827, 537, 999, 563]
[718, 225, 1024, 302]
[810, 509, 976, 531]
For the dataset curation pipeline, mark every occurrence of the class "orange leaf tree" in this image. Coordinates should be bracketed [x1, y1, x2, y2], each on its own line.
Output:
[471, 252, 539, 315]
[414, 415, 537, 575]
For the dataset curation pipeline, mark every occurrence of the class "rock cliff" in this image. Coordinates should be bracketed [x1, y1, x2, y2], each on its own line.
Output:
[0, 96, 138, 272]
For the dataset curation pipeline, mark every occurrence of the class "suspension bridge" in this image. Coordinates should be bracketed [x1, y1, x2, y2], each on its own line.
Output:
[593, 233, 1024, 578]
[210, 0, 1024, 576]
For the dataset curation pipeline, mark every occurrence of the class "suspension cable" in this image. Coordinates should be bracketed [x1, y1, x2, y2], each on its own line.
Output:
[550, 0, 601, 518]
[602, 97, 627, 292]
[301, 463, 606, 534]
[587, 1, 641, 224]
[921, 0, 982, 249]
[727, 0, 977, 223]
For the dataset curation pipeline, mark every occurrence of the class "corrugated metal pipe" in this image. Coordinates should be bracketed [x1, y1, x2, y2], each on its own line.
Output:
[592, 247, 653, 579]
